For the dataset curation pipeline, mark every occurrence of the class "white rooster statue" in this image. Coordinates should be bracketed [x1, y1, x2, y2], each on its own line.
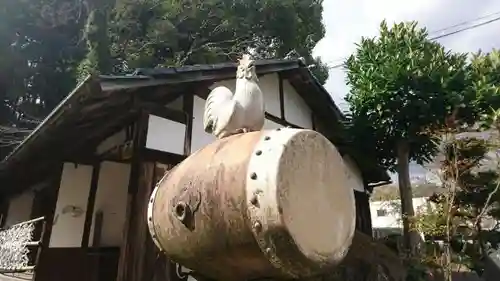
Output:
[203, 54, 265, 139]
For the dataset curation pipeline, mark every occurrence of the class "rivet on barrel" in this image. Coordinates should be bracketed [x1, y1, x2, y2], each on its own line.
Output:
[250, 172, 258, 180]
[253, 221, 262, 232]
[265, 247, 272, 255]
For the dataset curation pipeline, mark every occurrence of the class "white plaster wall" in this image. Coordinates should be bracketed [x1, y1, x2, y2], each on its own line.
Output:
[370, 197, 430, 230]
[191, 96, 216, 153]
[263, 118, 283, 130]
[96, 129, 127, 155]
[4, 191, 34, 227]
[146, 114, 186, 155]
[343, 156, 365, 192]
[282, 79, 313, 129]
[258, 74, 280, 117]
[88, 161, 130, 247]
[49, 163, 93, 248]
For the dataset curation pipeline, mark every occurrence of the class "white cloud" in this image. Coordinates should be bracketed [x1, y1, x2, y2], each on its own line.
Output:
[313, 0, 500, 181]
[314, 0, 500, 109]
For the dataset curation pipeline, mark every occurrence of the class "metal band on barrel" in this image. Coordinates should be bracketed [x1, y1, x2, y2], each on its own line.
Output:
[246, 127, 302, 278]
[147, 174, 167, 251]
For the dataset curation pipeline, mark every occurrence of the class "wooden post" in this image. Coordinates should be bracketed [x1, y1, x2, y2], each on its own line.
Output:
[0, 197, 8, 228]
[82, 163, 101, 248]
[148, 164, 178, 281]
[91, 211, 104, 281]
[278, 72, 285, 120]
[354, 190, 373, 236]
[183, 93, 193, 156]
[117, 112, 157, 281]
[33, 164, 63, 281]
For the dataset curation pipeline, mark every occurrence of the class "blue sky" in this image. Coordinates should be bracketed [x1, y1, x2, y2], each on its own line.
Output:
[312, 0, 500, 182]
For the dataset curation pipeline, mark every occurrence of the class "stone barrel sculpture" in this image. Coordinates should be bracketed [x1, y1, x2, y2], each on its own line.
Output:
[147, 128, 356, 281]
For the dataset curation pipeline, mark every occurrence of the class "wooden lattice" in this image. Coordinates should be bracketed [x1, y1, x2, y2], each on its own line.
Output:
[0, 217, 44, 273]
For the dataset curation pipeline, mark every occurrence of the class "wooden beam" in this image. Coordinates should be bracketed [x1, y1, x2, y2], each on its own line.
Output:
[139, 102, 187, 124]
[97, 141, 134, 162]
[311, 113, 316, 131]
[264, 112, 303, 129]
[130, 112, 148, 194]
[193, 86, 211, 100]
[0, 197, 9, 228]
[81, 163, 100, 248]
[117, 112, 148, 281]
[33, 164, 63, 281]
[63, 155, 99, 166]
[29, 189, 45, 265]
[91, 210, 104, 247]
[183, 93, 194, 155]
[142, 149, 186, 165]
[143, 87, 184, 105]
[278, 73, 285, 120]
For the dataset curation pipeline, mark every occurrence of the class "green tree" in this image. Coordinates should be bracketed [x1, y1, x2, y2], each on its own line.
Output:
[411, 122, 500, 278]
[77, 0, 113, 79]
[344, 20, 472, 255]
[0, 0, 86, 157]
[469, 49, 500, 119]
[109, 0, 328, 82]
[0, 0, 329, 159]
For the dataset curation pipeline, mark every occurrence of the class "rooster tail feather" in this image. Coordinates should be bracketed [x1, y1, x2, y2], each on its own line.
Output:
[203, 86, 234, 134]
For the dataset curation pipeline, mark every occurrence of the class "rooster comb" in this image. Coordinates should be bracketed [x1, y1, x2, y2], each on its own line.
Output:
[238, 54, 253, 67]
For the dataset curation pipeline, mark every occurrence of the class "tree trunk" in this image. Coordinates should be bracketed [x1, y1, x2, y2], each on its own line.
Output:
[396, 140, 418, 256]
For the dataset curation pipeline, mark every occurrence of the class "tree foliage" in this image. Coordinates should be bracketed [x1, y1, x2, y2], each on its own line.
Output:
[0, 0, 328, 158]
[344, 21, 472, 169]
[469, 49, 500, 120]
[412, 119, 500, 278]
[109, 0, 327, 71]
[344, 20, 474, 255]
[344, 20, 500, 278]
[404, 50, 500, 279]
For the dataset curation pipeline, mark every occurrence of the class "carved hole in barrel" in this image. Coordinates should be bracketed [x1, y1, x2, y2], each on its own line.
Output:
[174, 201, 191, 224]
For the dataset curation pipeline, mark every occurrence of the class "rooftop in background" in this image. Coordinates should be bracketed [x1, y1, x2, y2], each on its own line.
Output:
[370, 183, 441, 202]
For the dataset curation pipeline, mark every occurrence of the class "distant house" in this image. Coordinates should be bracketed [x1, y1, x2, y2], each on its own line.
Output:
[0, 59, 389, 281]
[370, 183, 438, 239]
